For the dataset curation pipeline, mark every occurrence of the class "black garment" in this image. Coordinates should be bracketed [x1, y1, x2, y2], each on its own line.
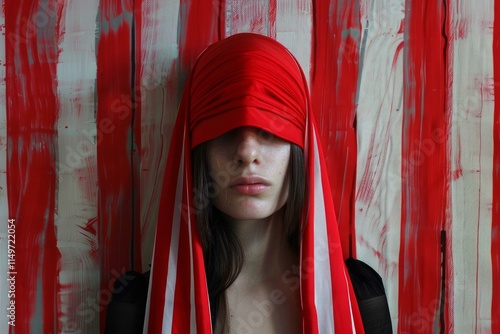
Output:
[345, 257, 393, 334]
[105, 261, 392, 334]
[105, 271, 150, 334]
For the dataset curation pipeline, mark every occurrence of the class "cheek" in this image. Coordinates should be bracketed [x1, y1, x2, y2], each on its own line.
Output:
[207, 146, 226, 174]
[272, 148, 291, 190]
[275, 166, 290, 209]
[276, 148, 291, 176]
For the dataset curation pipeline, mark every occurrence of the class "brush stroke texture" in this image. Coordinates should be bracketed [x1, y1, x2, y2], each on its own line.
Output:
[1, 0, 499, 332]
[311, 0, 361, 260]
[275, 0, 312, 84]
[137, 0, 181, 274]
[5, 1, 62, 332]
[96, 1, 135, 332]
[450, 1, 495, 332]
[399, 1, 449, 333]
[56, 1, 100, 332]
[355, 0, 405, 330]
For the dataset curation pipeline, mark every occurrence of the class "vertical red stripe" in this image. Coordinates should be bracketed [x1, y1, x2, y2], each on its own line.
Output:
[399, 1, 449, 333]
[132, 0, 143, 272]
[96, 1, 135, 331]
[179, 0, 222, 72]
[311, 0, 361, 259]
[492, 0, 500, 331]
[443, 2, 453, 330]
[218, 0, 226, 39]
[5, 1, 62, 332]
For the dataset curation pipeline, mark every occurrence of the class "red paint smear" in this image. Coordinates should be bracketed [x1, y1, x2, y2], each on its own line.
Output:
[456, 18, 469, 40]
[269, 0, 276, 39]
[249, 16, 264, 34]
[452, 168, 464, 181]
[96, 1, 135, 332]
[80, 217, 98, 236]
[5, 1, 62, 332]
[399, 2, 450, 333]
[491, 1, 500, 332]
[356, 42, 404, 206]
[310, 0, 360, 259]
[79, 217, 99, 261]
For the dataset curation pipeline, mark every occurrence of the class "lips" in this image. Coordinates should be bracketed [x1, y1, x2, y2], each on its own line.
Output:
[229, 175, 271, 195]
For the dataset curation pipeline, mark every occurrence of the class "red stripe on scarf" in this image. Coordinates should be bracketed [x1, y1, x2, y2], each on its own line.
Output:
[172, 181, 193, 331]
[145, 111, 186, 332]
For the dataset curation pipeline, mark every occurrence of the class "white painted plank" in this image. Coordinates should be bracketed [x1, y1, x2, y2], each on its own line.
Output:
[139, 0, 180, 272]
[224, 0, 312, 82]
[275, 0, 312, 84]
[225, 0, 273, 37]
[56, 1, 100, 332]
[450, 0, 494, 331]
[355, 0, 405, 331]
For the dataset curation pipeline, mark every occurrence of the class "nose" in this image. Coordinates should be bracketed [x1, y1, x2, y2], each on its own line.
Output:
[234, 127, 261, 165]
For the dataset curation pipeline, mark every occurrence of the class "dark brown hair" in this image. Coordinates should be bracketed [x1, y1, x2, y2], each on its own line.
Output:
[191, 142, 305, 332]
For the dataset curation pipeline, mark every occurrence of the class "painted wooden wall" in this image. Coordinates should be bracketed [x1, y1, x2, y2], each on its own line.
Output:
[0, 0, 498, 333]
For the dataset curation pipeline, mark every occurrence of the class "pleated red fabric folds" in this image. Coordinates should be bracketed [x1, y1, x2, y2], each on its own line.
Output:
[144, 33, 364, 334]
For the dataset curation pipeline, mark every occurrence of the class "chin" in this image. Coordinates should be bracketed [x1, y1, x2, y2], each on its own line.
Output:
[225, 208, 273, 221]
[221, 202, 286, 222]
[213, 195, 288, 222]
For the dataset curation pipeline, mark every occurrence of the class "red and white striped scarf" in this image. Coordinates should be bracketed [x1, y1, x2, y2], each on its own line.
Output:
[144, 33, 364, 334]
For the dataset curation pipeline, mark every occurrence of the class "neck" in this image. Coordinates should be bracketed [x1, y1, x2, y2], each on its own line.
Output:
[226, 208, 297, 286]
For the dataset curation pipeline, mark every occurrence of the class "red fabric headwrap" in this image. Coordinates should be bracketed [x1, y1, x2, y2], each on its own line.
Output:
[144, 33, 364, 334]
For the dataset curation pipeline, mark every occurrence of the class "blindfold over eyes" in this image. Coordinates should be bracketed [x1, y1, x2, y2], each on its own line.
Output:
[186, 33, 308, 149]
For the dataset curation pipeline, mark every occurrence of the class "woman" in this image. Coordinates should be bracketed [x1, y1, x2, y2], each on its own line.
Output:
[144, 33, 364, 333]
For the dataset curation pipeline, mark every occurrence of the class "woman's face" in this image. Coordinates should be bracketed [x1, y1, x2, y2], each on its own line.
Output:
[206, 126, 291, 222]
